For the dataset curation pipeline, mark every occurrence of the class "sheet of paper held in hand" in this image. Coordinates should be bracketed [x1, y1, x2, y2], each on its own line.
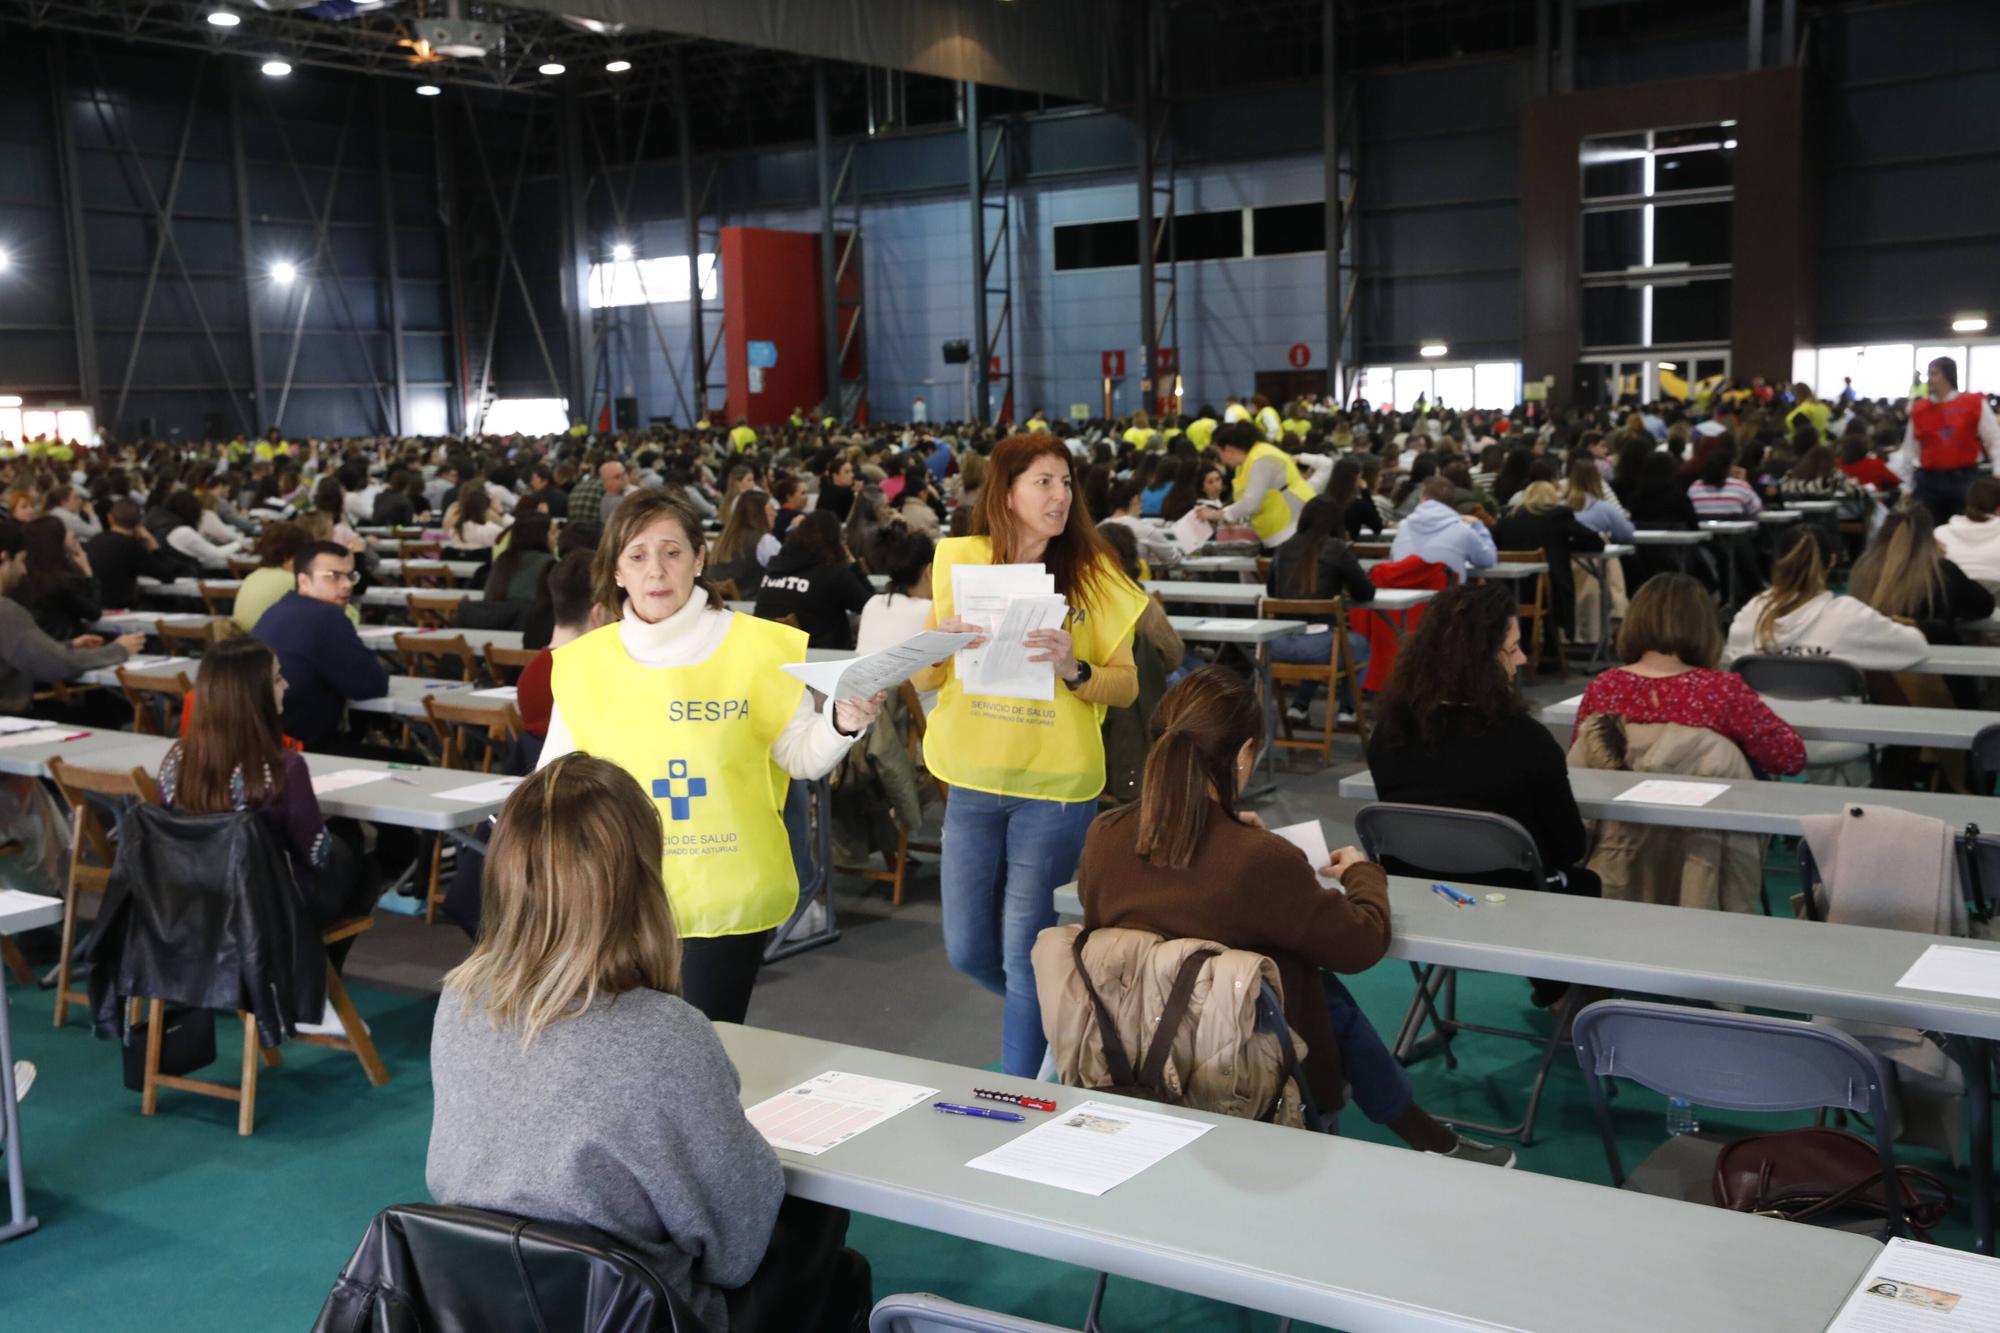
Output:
[1171, 506, 1216, 556]
[1612, 779, 1729, 807]
[950, 562, 1068, 701]
[780, 630, 976, 702]
[1825, 1237, 2000, 1331]
[1894, 945, 2000, 1002]
[1273, 820, 1346, 895]
[965, 1099, 1213, 1196]
[745, 1071, 936, 1156]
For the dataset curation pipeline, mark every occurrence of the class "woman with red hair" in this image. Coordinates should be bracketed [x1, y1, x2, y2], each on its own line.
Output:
[914, 434, 1147, 1075]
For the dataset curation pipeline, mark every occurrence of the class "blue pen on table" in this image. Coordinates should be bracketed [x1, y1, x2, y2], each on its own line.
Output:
[933, 1102, 1024, 1123]
[1430, 881, 1476, 908]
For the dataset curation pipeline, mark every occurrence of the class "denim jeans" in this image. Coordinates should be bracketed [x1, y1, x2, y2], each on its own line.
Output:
[940, 788, 1098, 1076]
[1322, 973, 1414, 1125]
[1268, 629, 1370, 712]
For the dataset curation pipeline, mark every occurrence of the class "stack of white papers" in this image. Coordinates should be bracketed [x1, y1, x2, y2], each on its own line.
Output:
[952, 564, 1069, 701]
[965, 1099, 1213, 1196]
[781, 630, 975, 702]
[310, 769, 389, 796]
[745, 1071, 936, 1156]
[1827, 1238, 2000, 1330]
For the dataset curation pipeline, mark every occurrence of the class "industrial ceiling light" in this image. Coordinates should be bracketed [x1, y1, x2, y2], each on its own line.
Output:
[0, 248, 10, 272]
[270, 261, 297, 284]
[1953, 316, 1989, 333]
[1658, 361, 1677, 370]
[415, 83, 441, 97]
[605, 59, 631, 73]
[611, 243, 634, 261]
[1723, 139, 1738, 149]
[261, 59, 292, 77]
[538, 61, 566, 76]
[1419, 343, 1447, 358]
[206, 10, 241, 26]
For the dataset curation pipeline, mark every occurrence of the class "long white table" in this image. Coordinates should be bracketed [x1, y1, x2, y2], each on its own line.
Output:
[1904, 643, 2000, 680]
[718, 1023, 1880, 1333]
[376, 558, 485, 580]
[1541, 692, 2000, 750]
[1143, 580, 1262, 608]
[356, 626, 526, 656]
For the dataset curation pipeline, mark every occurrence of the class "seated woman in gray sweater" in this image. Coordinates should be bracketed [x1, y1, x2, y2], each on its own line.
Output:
[427, 753, 868, 1332]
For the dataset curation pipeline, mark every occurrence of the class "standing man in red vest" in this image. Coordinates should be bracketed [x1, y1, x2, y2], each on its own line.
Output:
[1897, 356, 1999, 522]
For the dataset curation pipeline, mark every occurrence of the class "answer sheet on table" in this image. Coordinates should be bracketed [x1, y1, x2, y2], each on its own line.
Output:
[1894, 945, 2000, 1001]
[745, 1071, 936, 1156]
[1612, 779, 1729, 807]
[965, 1099, 1212, 1195]
[310, 769, 390, 796]
[1825, 1238, 2000, 1331]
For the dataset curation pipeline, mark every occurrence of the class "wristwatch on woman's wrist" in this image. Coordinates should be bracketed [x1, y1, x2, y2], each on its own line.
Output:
[1065, 660, 1093, 689]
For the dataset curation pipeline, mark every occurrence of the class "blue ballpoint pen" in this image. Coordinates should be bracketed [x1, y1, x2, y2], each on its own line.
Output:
[1430, 881, 1476, 907]
[933, 1102, 1024, 1122]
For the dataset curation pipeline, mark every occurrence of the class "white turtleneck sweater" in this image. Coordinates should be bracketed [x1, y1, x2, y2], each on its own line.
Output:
[536, 588, 862, 778]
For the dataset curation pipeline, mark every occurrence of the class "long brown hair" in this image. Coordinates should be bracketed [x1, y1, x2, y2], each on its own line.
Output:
[714, 487, 771, 563]
[1125, 665, 1263, 870]
[1564, 455, 1606, 510]
[1849, 503, 1945, 621]
[445, 754, 682, 1046]
[591, 487, 719, 621]
[1754, 526, 1834, 651]
[176, 638, 288, 814]
[1281, 494, 1342, 598]
[973, 433, 1126, 609]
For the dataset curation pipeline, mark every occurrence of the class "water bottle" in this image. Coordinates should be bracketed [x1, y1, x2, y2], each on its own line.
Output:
[1665, 1097, 1699, 1137]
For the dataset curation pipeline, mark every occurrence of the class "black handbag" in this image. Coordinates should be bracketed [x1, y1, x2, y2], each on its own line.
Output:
[120, 1006, 216, 1091]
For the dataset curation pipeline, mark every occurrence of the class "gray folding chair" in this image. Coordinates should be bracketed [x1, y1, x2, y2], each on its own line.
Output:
[1354, 801, 1576, 1146]
[1571, 998, 1915, 1237]
[870, 1294, 1075, 1333]
[1733, 653, 1875, 783]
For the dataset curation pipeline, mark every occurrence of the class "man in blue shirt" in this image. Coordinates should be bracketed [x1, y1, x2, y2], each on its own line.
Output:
[252, 541, 390, 750]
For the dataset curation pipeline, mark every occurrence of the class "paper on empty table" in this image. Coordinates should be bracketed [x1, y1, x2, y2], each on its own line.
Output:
[0, 717, 53, 734]
[356, 625, 403, 641]
[437, 776, 526, 804]
[1826, 1238, 2000, 1331]
[1894, 945, 2000, 1001]
[965, 1098, 1212, 1196]
[745, 1071, 936, 1156]
[1193, 618, 1261, 631]
[310, 769, 390, 796]
[1171, 506, 1215, 556]
[119, 655, 188, 671]
[471, 686, 519, 700]
[0, 728, 86, 749]
[781, 630, 976, 702]
[1613, 779, 1729, 807]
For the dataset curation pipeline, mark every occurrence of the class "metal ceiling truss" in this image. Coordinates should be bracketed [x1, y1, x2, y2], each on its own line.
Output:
[1137, 0, 1176, 416]
[966, 81, 1016, 427]
[814, 60, 867, 426]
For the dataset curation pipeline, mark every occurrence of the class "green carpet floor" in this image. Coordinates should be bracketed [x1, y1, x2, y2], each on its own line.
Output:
[1, 916, 1979, 1331]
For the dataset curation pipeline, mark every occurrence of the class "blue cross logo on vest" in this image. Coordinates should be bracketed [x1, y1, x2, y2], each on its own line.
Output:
[652, 759, 708, 821]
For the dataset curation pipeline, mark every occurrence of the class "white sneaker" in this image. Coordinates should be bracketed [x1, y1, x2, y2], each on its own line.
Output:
[1336, 710, 1357, 725]
[1285, 706, 1311, 725]
[296, 1001, 367, 1039]
[11, 1060, 34, 1103]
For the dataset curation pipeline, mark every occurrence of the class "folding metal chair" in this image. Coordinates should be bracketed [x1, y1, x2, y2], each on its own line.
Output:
[870, 1294, 1076, 1333]
[1571, 999, 1915, 1236]
[1354, 801, 1576, 1145]
[1734, 653, 1875, 784]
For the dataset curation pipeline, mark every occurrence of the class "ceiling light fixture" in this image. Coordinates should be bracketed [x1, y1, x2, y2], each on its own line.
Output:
[605, 59, 631, 73]
[1723, 139, 1738, 149]
[1953, 317, 1989, 333]
[270, 261, 297, 284]
[538, 62, 566, 76]
[0, 249, 10, 272]
[261, 59, 292, 77]
[1419, 343, 1447, 358]
[1658, 361, 1677, 371]
[611, 243, 634, 261]
[206, 10, 241, 26]
[415, 83, 441, 97]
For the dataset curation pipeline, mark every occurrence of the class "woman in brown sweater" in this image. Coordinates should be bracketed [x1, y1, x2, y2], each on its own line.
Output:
[1076, 665, 1512, 1165]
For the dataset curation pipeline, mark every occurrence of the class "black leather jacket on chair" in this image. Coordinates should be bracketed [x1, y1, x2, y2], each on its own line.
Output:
[312, 1203, 711, 1333]
[84, 805, 327, 1048]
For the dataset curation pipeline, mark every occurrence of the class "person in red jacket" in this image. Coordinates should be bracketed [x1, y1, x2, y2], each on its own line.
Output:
[1837, 434, 1901, 495]
[1896, 356, 2000, 522]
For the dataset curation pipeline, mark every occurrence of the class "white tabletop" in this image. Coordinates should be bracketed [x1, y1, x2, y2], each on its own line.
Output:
[351, 676, 517, 719]
[1164, 614, 1306, 645]
[0, 891, 62, 935]
[1540, 692, 2000, 749]
[1759, 510, 1804, 524]
[0, 722, 167, 778]
[717, 1023, 1878, 1333]
[1175, 555, 1260, 576]
[358, 626, 526, 655]
[1698, 519, 1759, 535]
[1337, 766, 2000, 839]
[376, 558, 485, 579]
[1904, 643, 2000, 679]
[1584, 543, 1636, 558]
[361, 585, 484, 606]
[93, 610, 222, 634]
[1629, 529, 1711, 546]
[1360, 588, 1437, 613]
[1143, 581, 1263, 607]
[1783, 499, 1841, 514]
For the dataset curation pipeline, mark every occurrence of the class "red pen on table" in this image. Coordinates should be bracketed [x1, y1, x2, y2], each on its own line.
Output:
[972, 1087, 1056, 1113]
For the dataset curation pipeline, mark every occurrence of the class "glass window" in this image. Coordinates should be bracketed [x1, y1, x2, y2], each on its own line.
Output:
[1915, 345, 1969, 390]
[483, 398, 570, 436]
[1582, 209, 1644, 274]
[1474, 363, 1520, 411]
[1354, 365, 1395, 408]
[1814, 346, 1862, 401]
[1166, 210, 1245, 262]
[1053, 221, 1139, 271]
[1581, 133, 1647, 199]
[1250, 202, 1325, 256]
[1652, 278, 1731, 345]
[1970, 345, 2000, 395]
[1393, 368, 1433, 409]
[587, 253, 717, 308]
[1853, 345, 1914, 403]
[0, 407, 20, 444]
[1432, 366, 1474, 409]
[1583, 285, 1645, 348]
[1652, 201, 1731, 267]
[1791, 349, 1817, 396]
[21, 408, 92, 445]
[1652, 147, 1732, 194]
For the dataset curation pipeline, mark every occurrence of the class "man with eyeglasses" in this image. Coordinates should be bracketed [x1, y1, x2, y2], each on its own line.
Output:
[252, 541, 391, 751]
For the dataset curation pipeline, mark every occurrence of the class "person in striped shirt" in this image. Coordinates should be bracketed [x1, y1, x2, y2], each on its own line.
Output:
[1685, 445, 1763, 518]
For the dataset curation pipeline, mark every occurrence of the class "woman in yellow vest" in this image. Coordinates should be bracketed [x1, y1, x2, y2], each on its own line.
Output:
[918, 434, 1147, 1075]
[1203, 422, 1319, 548]
[541, 489, 883, 1023]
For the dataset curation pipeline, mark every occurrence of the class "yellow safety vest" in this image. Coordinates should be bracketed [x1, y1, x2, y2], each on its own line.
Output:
[550, 612, 808, 938]
[1185, 417, 1217, 450]
[1025, 417, 1049, 434]
[1256, 405, 1282, 441]
[1282, 417, 1311, 438]
[1121, 427, 1156, 449]
[730, 426, 757, 452]
[923, 536, 1146, 803]
[1233, 441, 1315, 543]
[1223, 404, 1251, 423]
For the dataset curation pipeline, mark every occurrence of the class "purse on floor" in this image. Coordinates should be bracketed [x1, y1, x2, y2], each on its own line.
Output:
[1712, 1126, 1952, 1240]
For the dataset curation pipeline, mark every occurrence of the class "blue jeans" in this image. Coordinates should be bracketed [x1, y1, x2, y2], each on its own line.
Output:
[1269, 629, 1370, 712]
[1322, 974, 1414, 1125]
[940, 788, 1098, 1076]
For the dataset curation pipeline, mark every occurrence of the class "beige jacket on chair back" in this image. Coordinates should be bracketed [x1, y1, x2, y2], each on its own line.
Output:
[1567, 715, 1766, 913]
[1032, 924, 1308, 1128]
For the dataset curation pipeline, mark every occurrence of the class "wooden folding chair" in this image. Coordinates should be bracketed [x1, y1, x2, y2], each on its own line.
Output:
[116, 664, 195, 735]
[1260, 596, 1367, 760]
[46, 759, 162, 1029]
[397, 540, 443, 561]
[226, 556, 261, 577]
[155, 617, 225, 658]
[417, 695, 523, 923]
[1352, 541, 1391, 560]
[197, 582, 237, 617]
[396, 633, 477, 683]
[831, 682, 942, 907]
[1494, 551, 1564, 678]
[483, 643, 538, 684]
[404, 593, 460, 629]
[137, 916, 391, 1136]
[398, 561, 457, 590]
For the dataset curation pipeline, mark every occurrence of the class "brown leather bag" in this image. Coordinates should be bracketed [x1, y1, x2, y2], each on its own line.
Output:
[1712, 1127, 1952, 1240]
